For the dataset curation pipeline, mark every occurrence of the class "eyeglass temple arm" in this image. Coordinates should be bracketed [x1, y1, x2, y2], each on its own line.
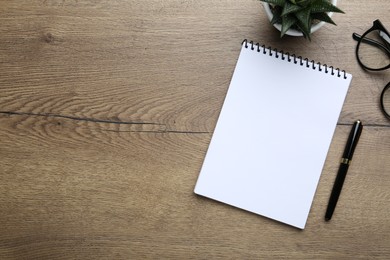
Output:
[374, 19, 390, 47]
[379, 31, 390, 48]
[352, 32, 390, 57]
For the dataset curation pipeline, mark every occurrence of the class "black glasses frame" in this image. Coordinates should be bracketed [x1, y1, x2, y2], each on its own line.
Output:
[352, 20, 390, 120]
[352, 19, 390, 71]
[380, 82, 390, 120]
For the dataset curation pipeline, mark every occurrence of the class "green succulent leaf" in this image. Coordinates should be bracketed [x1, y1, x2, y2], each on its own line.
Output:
[295, 21, 311, 40]
[289, 0, 308, 5]
[310, 0, 345, 13]
[294, 7, 311, 39]
[280, 14, 297, 37]
[270, 7, 282, 24]
[282, 1, 303, 16]
[311, 12, 336, 25]
[294, 6, 311, 30]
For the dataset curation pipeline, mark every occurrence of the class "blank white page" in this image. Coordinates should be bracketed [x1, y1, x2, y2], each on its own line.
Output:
[194, 42, 352, 229]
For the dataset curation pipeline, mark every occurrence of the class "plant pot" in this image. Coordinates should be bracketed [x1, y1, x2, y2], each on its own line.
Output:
[263, 0, 338, 37]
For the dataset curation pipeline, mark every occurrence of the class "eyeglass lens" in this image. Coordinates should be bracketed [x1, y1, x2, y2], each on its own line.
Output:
[357, 30, 390, 70]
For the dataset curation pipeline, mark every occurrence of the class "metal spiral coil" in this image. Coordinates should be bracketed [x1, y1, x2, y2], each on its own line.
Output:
[242, 39, 347, 79]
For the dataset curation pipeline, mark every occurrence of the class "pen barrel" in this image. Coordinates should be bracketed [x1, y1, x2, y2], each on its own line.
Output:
[325, 163, 349, 220]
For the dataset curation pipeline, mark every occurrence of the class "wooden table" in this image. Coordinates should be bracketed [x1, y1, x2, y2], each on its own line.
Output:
[1, 1, 389, 259]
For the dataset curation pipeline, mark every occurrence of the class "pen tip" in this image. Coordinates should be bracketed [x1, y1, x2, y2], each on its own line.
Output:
[325, 217, 330, 221]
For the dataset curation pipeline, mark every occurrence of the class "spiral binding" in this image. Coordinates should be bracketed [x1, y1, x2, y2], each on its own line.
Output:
[242, 39, 347, 79]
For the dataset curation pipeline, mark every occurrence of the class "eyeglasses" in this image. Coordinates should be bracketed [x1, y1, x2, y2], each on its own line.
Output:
[352, 19, 390, 120]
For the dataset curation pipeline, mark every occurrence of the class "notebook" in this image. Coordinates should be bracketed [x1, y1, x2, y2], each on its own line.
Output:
[194, 40, 352, 229]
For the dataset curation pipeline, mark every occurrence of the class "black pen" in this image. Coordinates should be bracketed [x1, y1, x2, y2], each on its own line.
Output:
[325, 120, 363, 221]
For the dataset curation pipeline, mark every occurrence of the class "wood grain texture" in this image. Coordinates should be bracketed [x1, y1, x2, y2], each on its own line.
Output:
[0, 0, 389, 259]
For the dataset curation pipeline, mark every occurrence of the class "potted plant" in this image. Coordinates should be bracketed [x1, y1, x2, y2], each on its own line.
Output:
[260, 0, 344, 40]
